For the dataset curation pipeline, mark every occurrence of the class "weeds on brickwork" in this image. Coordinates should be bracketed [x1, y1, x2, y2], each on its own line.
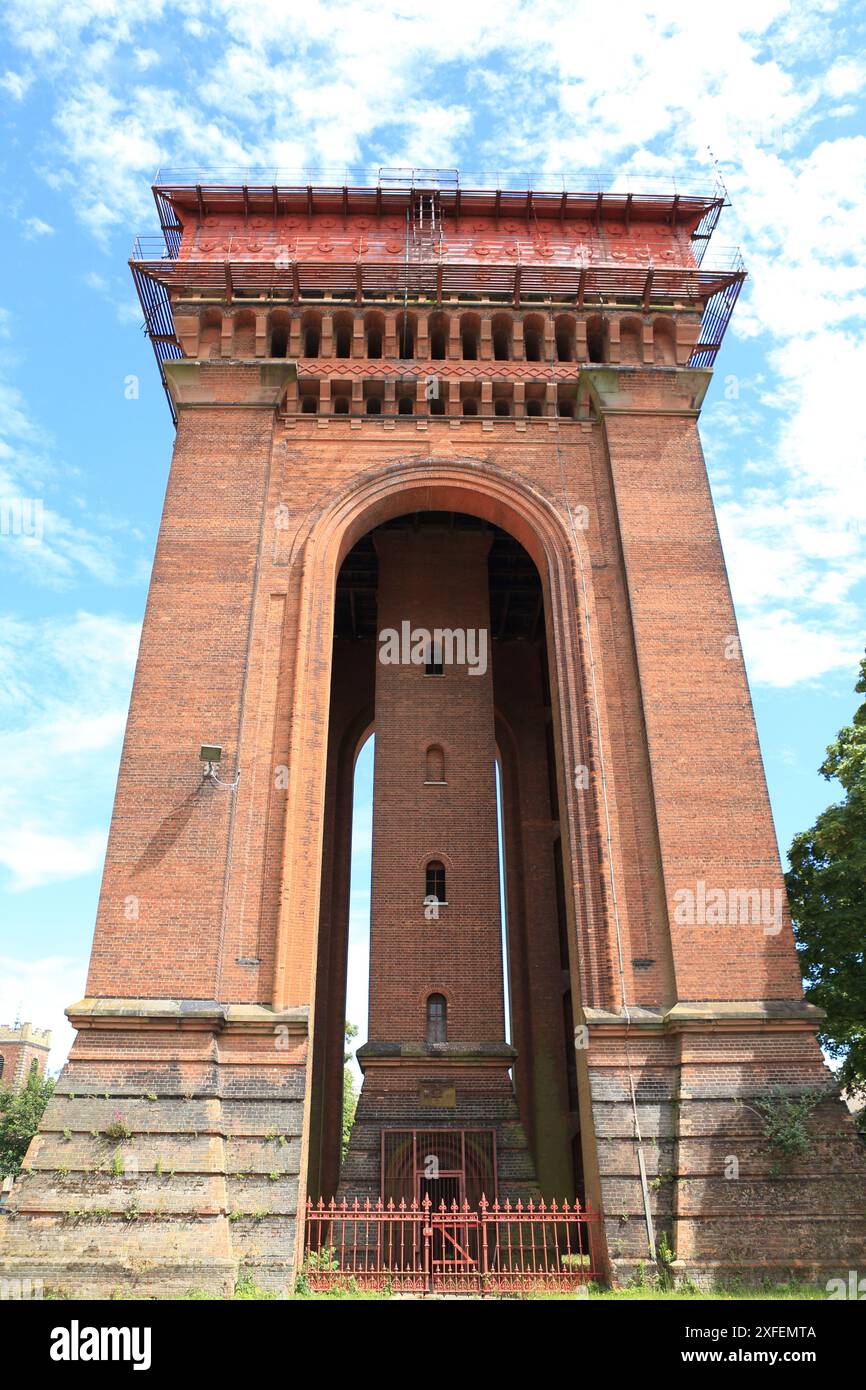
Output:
[744, 1089, 823, 1176]
[103, 1111, 133, 1142]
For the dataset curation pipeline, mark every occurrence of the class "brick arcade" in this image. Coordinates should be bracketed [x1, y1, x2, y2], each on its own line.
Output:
[1, 170, 864, 1296]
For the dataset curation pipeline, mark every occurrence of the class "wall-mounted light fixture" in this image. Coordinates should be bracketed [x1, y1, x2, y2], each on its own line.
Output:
[200, 743, 240, 790]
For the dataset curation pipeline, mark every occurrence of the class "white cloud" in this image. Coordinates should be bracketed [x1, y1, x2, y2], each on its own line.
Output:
[0, 955, 88, 1071]
[0, 610, 139, 891]
[21, 215, 54, 238]
[0, 68, 32, 100]
[0, 0, 864, 689]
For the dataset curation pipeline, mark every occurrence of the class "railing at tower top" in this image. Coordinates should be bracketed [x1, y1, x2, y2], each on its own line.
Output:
[303, 1195, 601, 1295]
[131, 167, 743, 422]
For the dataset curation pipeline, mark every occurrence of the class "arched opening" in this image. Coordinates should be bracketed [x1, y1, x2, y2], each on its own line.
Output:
[307, 498, 597, 1212]
[460, 312, 480, 360]
[365, 395, 382, 415]
[586, 315, 606, 363]
[426, 993, 447, 1045]
[397, 395, 414, 415]
[299, 382, 319, 414]
[365, 311, 384, 359]
[398, 311, 416, 360]
[302, 311, 322, 358]
[523, 314, 544, 362]
[270, 311, 290, 358]
[555, 314, 576, 363]
[425, 860, 447, 904]
[333, 395, 350, 415]
[333, 312, 354, 359]
[428, 311, 448, 361]
[491, 314, 512, 361]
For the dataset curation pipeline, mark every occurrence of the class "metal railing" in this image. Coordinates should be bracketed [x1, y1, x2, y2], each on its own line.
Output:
[303, 1194, 601, 1295]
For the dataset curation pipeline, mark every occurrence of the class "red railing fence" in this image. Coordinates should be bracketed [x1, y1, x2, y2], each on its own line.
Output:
[303, 1194, 600, 1295]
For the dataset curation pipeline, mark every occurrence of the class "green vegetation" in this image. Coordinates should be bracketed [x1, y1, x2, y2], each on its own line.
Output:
[0, 1068, 54, 1179]
[787, 649, 866, 1118]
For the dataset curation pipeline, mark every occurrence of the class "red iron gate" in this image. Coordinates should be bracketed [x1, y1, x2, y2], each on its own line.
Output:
[304, 1195, 599, 1295]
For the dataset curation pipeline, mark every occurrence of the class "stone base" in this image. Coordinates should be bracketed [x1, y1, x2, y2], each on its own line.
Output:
[340, 1043, 539, 1204]
[0, 999, 309, 1299]
[585, 1002, 866, 1288]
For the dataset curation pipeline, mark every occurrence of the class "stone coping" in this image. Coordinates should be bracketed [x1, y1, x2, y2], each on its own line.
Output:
[582, 999, 824, 1032]
[65, 997, 309, 1034]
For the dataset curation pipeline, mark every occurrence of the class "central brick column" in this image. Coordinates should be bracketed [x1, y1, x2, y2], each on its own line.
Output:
[340, 526, 537, 1202]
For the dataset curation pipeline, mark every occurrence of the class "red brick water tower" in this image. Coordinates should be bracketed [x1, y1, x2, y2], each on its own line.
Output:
[1, 169, 864, 1295]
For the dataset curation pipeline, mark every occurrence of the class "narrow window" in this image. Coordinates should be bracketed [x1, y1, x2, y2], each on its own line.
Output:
[425, 745, 445, 783]
[367, 324, 383, 358]
[426, 994, 447, 1045]
[366, 396, 382, 415]
[335, 325, 352, 358]
[301, 395, 317, 414]
[0, 1056, 5, 1079]
[426, 861, 446, 904]
[270, 325, 289, 357]
[398, 395, 414, 415]
[494, 398, 511, 417]
[462, 398, 478, 417]
[524, 327, 542, 361]
[303, 326, 321, 357]
[333, 396, 349, 415]
[526, 398, 542, 417]
[425, 640, 443, 674]
[429, 318, 447, 360]
[587, 317, 605, 363]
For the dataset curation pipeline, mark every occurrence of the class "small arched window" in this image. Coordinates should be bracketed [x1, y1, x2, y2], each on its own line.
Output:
[0, 1055, 5, 1080]
[29, 1058, 39, 1075]
[333, 396, 350, 415]
[429, 313, 448, 360]
[426, 993, 447, 1045]
[425, 745, 445, 783]
[398, 395, 414, 415]
[525, 398, 542, 417]
[366, 396, 382, 415]
[426, 860, 446, 904]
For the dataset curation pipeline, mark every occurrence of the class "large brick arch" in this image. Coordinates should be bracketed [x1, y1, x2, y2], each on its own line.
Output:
[271, 457, 620, 1021]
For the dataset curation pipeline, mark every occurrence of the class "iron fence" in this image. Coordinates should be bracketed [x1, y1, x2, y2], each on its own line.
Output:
[304, 1194, 600, 1295]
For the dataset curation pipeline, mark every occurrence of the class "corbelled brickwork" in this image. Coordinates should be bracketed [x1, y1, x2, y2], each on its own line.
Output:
[2, 176, 864, 1295]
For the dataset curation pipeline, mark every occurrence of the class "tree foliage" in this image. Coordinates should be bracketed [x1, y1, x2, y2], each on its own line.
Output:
[342, 1021, 359, 1161]
[0, 1068, 55, 1179]
[786, 651, 866, 1101]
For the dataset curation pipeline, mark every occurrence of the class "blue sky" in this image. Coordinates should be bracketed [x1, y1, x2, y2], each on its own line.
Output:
[0, 1, 864, 1070]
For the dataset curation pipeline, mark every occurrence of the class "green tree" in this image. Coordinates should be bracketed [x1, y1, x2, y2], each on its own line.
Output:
[342, 1021, 359, 1161]
[0, 1068, 55, 1179]
[786, 650, 866, 1102]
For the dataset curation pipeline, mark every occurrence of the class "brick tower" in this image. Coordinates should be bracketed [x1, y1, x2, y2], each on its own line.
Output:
[0, 1023, 51, 1088]
[1, 169, 864, 1296]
